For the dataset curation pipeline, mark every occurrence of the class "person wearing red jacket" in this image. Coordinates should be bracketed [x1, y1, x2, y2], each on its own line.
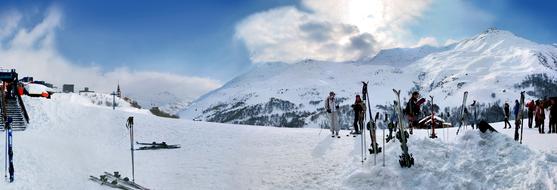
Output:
[526, 100, 535, 128]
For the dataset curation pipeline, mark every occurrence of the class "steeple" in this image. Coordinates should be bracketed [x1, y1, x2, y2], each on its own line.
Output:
[116, 83, 121, 98]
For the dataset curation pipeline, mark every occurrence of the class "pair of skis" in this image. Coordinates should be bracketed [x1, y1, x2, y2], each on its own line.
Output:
[135, 141, 181, 150]
[4, 116, 14, 183]
[362, 82, 383, 166]
[89, 171, 150, 190]
[393, 89, 414, 168]
[519, 91, 525, 144]
[456, 91, 469, 135]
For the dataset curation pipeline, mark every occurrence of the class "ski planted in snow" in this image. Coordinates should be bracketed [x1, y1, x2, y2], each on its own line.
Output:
[429, 96, 438, 139]
[456, 91, 469, 135]
[368, 112, 382, 155]
[4, 116, 14, 182]
[519, 91, 525, 144]
[393, 89, 414, 168]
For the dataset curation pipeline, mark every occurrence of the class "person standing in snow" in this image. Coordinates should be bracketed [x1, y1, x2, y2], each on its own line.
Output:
[513, 100, 521, 141]
[470, 100, 478, 129]
[535, 100, 546, 134]
[526, 100, 535, 128]
[549, 98, 557, 133]
[405, 91, 425, 135]
[513, 100, 520, 121]
[503, 102, 512, 129]
[325, 91, 341, 138]
[351, 95, 366, 134]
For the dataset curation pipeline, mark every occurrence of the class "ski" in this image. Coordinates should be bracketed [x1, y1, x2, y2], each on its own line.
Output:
[519, 91, 525, 144]
[456, 91, 469, 135]
[136, 141, 177, 146]
[368, 112, 382, 156]
[136, 144, 181, 150]
[89, 175, 135, 190]
[429, 96, 438, 139]
[393, 89, 414, 168]
[104, 171, 151, 190]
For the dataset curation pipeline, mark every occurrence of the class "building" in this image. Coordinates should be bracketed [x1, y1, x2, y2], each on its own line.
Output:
[62, 84, 74, 93]
[79, 87, 94, 93]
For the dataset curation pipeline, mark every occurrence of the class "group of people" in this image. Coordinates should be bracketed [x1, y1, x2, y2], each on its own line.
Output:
[524, 99, 557, 134]
[324, 91, 425, 140]
[503, 98, 557, 134]
[325, 90, 557, 141]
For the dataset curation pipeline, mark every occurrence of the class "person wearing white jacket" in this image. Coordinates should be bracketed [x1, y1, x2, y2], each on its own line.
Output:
[325, 91, 340, 138]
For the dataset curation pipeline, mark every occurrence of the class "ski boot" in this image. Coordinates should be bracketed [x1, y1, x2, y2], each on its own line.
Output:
[429, 133, 438, 139]
[368, 144, 382, 154]
[399, 153, 414, 168]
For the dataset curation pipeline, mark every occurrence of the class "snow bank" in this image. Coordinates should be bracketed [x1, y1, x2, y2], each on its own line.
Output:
[346, 129, 557, 189]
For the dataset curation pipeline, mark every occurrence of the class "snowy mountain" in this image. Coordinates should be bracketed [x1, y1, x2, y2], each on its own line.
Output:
[127, 90, 192, 115]
[3, 94, 557, 189]
[180, 29, 557, 128]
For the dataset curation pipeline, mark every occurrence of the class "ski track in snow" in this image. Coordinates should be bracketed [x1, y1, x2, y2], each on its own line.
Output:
[0, 94, 556, 189]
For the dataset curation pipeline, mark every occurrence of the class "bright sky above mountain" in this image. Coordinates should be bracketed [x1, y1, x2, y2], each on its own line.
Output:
[0, 0, 556, 100]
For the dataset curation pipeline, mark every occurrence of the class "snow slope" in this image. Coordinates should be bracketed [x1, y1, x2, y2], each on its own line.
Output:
[1, 94, 556, 189]
[181, 29, 557, 128]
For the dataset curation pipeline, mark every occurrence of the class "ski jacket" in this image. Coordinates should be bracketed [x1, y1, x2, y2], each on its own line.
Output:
[351, 102, 366, 119]
[536, 106, 545, 120]
[513, 103, 520, 118]
[504, 103, 510, 117]
[406, 97, 421, 117]
[325, 95, 339, 113]
[526, 101, 536, 112]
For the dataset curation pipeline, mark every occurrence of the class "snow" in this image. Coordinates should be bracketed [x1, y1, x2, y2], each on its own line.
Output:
[1, 93, 556, 189]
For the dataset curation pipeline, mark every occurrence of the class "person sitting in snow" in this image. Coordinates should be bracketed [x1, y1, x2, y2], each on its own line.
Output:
[325, 91, 340, 138]
[351, 95, 366, 134]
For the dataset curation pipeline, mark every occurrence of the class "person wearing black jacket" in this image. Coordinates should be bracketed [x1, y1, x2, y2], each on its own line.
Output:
[549, 99, 556, 133]
[351, 95, 365, 134]
[406, 91, 425, 135]
[503, 102, 512, 129]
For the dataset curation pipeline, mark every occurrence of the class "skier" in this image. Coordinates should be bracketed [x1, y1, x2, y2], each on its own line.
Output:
[535, 100, 546, 134]
[405, 91, 425, 135]
[350, 95, 365, 135]
[503, 102, 512, 129]
[526, 100, 535, 128]
[513, 100, 520, 121]
[470, 100, 477, 129]
[549, 98, 557, 133]
[325, 91, 341, 138]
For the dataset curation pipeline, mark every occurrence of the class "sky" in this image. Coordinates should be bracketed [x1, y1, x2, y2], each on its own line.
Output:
[0, 0, 556, 104]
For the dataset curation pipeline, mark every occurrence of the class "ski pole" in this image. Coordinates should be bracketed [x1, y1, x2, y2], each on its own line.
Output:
[126, 116, 135, 182]
[382, 128, 385, 167]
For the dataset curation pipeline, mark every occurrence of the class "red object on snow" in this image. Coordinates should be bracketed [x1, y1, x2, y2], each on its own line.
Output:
[17, 86, 23, 95]
[41, 92, 49, 97]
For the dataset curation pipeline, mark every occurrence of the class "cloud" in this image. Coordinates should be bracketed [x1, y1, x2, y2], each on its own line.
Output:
[0, 7, 221, 106]
[414, 37, 439, 47]
[235, 0, 432, 64]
